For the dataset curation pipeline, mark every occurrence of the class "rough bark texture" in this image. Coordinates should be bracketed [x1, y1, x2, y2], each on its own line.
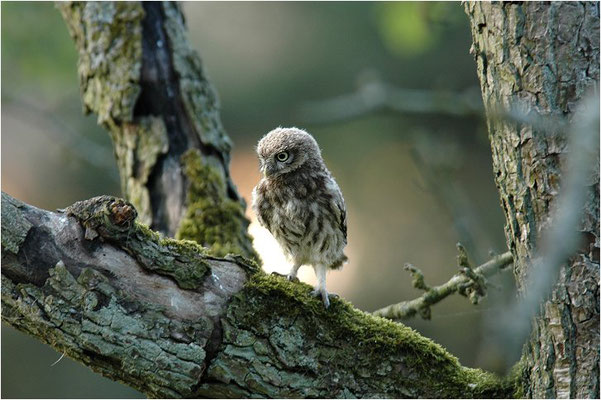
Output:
[1, 192, 515, 398]
[1, 192, 251, 398]
[56, 2, 256, 261]
[465, 2, 600, 398]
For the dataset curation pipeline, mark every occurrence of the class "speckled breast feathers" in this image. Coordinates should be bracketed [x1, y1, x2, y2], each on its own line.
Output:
[252, 127, 348, 270]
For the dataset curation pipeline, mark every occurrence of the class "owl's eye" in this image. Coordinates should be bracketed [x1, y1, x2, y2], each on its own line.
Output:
[276, 151, 289, 162]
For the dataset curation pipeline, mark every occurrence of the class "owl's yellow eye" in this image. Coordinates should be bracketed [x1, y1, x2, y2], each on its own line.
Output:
[276, 152, 289, 162]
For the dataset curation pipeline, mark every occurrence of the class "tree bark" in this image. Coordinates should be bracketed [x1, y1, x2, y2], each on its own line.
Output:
[56, 2, 256, 261]
[465, 2, 600, 398]
[1, 192, 513, 398]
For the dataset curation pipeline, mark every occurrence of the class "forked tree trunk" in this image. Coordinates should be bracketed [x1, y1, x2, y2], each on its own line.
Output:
[465, 2, 600, 398]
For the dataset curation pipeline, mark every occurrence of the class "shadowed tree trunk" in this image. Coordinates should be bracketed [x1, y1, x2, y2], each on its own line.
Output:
[1, 1, 598, 398]
[57, 2, 256, 260]
[465, 2, 600, 398]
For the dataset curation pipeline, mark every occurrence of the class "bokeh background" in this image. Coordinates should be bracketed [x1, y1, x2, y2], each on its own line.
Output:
[2, 2, 519, 398]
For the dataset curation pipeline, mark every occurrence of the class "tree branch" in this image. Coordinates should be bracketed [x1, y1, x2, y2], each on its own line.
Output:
[297, 71, 484, 124]
[1, 192, 516, 398]
[372, 249, 513, 320]
[1, 192, 252, 398]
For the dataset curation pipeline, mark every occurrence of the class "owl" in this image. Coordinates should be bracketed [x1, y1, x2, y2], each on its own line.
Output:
[252, 127, 347, 308]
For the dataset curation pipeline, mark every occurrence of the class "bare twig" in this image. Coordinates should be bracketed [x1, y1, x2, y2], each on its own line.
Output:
[372, 249, 513, 320]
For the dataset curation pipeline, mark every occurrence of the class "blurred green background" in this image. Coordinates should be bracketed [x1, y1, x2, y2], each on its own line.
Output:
[2, 2, 519, 398]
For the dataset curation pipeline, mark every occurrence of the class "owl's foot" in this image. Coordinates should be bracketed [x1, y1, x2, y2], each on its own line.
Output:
[310, 288, 337, 308]
[270, 271, 300, 282]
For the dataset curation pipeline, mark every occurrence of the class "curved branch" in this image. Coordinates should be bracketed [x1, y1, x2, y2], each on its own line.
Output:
[1, 192, 516, 398]
[1, 192, 251, 398]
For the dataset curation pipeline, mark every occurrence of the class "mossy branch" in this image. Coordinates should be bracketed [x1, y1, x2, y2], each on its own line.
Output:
[372, 246, 513, 320]
[1, 191, 252, 397]
[1, 192, 518, 398]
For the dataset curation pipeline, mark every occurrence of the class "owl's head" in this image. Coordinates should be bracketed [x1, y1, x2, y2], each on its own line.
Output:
[256, 127, 323, 178]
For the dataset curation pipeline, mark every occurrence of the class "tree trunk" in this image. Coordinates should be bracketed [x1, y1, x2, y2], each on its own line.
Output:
[57, 2, 256, 261]
[465, 2, 600, 398]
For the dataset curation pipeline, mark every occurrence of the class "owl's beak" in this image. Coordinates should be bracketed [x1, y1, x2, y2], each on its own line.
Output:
[261, 163, 276, 177]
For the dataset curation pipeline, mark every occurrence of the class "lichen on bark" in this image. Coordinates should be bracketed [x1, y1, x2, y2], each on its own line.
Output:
[57, 2, 144, 125]
[2, 192, 518, 398]
[1, 194, 32, 254]
[2, 263, 209, 398]
[161, 2, 232, 155]
[58, 2, 254, 249]
[1, 192, 254, 398]
[65, 195, 211, 290]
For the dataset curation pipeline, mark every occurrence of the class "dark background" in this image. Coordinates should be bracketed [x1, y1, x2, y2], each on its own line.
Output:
[1, 2, 518, 398]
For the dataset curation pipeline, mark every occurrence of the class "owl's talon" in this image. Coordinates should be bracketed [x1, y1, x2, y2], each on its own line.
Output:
[286, 274, 299, 282]
[310, 288, 332, 308]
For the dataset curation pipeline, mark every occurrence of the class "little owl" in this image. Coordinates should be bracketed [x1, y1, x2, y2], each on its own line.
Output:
[252, 127, 347, 308]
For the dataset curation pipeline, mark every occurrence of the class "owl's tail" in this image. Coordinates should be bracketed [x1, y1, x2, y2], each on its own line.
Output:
[329, 254, 348, 270]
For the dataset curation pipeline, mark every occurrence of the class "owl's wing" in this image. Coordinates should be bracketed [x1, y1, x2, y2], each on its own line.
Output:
[252, 183, 271, 232]
[330, 184, 347, 244]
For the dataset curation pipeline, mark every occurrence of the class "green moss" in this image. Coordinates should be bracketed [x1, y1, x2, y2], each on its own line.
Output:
[132, 221, 211, 290]
[177, 149, 259, 262]
[508, 356, 528, 398]
[243, 272, 459, 361]
[209, 271, 517, 398]
[223, 254, 261, 276]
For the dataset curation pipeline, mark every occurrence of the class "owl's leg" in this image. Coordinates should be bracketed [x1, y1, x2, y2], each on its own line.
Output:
[287, 262, 301, 282]
[311, 264, 331, 308]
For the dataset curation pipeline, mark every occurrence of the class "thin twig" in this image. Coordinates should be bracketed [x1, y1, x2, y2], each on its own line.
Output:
[372, 251, 513, 320]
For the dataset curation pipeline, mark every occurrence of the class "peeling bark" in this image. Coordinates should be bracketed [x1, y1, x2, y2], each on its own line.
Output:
[1, 192, 515, 398]
[465, 2, 600, 398]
